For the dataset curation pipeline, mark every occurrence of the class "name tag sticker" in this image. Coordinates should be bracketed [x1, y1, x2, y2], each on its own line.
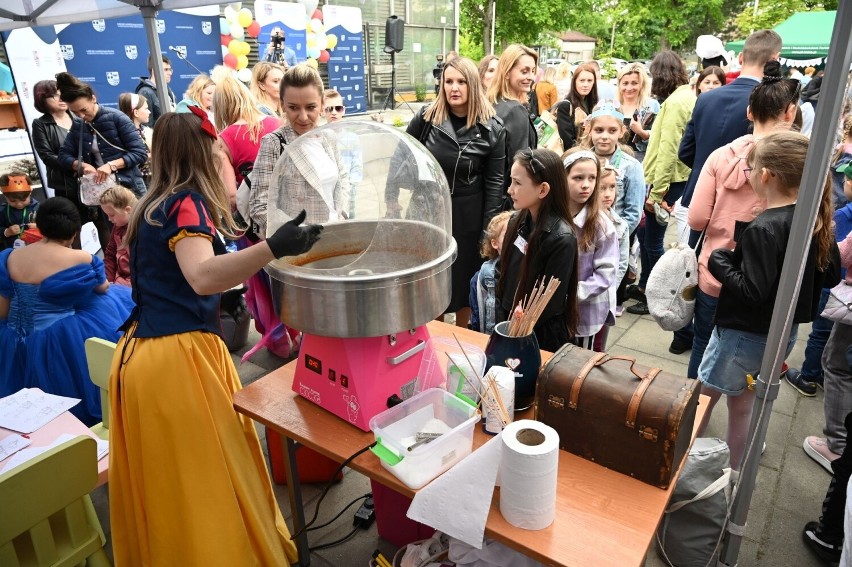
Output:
[514, 235, 527, 254]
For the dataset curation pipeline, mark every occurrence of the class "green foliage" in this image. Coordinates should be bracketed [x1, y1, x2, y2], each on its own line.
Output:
[459, 33, 484, 62]
[393, 116, 405, 128]
[732, 0, 835, 38]
[414, 83, 428, 102]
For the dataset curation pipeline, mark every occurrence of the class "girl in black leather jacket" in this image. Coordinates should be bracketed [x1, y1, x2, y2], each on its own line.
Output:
[496, 148, 579, 352]
[696, 131, 839, 471]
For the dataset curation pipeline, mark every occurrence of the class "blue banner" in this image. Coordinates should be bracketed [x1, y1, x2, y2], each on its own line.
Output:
[323, 6, 366, 114]
[54, 12, 220, 109]
[255, 0, 307, 66]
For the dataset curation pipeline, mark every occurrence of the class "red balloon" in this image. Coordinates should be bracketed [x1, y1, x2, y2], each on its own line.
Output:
[247, 21, 261, 38]
[224, 53, 238, 69]
[312, 9, 323, 21]
[221, 34, 232, 47]
[318, 50, 330, 63]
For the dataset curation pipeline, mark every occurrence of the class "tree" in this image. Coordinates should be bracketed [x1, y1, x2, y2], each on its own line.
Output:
[732, 0, 837, 37]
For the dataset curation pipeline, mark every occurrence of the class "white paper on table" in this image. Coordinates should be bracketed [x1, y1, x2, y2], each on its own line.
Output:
[0, 388, 81, 433]
[0, 434, 32, 461]
[0, 433, 104, 474]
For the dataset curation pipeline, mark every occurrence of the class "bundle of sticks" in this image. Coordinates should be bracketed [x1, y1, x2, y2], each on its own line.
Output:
[507, 275, 561, 337]
[445, 334, 512, 427]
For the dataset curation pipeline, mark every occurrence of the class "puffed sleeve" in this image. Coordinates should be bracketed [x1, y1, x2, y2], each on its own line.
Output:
[162, 192, 216, 251]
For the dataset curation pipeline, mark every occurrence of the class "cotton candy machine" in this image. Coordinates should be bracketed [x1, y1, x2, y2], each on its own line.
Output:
[265, 122, 456, 430]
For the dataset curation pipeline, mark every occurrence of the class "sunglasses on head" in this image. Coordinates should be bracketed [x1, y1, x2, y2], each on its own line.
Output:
[325, 105, 345, 113]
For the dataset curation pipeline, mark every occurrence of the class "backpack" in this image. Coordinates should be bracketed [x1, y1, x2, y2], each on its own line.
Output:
[235, 131, 288, 226]
[646, 242, 698, 331]
[220, 286, 250, 352]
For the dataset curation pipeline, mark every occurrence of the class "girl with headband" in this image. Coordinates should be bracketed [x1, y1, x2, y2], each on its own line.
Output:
[496, 148, 579, 352]
[561, 148, 619, 351]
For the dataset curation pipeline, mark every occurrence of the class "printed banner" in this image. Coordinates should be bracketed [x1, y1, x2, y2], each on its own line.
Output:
[255, 0, 308, 67]
[323, 5, 366, 114]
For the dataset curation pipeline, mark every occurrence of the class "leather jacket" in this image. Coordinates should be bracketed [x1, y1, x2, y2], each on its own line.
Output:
[31, 111, 79, 195]
[405, 108, 507, 233]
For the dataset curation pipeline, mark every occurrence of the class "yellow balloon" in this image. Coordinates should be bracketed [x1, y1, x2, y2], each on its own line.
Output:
[306, 57, 318, 69]
[326, 34, 338, 50]
[241, 41, 252, 56]
[227, 39, 240, 55]
[237, 8, 253, 28]
[237, 54, 249, 70]
[306, 36, 317, 49]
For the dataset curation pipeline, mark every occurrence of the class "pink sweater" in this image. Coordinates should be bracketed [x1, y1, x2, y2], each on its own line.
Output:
[687, 134, 766, 297]
[841, 230, 852, 284]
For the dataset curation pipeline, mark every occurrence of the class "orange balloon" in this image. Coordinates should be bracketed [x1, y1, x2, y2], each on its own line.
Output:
[247, 20, 261, 38]
[318, 50, 330, 63]
[224, 53, 238, 69]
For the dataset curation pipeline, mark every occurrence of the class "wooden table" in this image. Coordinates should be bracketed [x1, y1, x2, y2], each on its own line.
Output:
[234, 321, 707, 567]
[0, 412, 108, 487]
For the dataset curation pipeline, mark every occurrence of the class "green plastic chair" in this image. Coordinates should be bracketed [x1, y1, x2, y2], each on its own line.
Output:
[0, 436, 111, 566]
[85, 338, 117, 441]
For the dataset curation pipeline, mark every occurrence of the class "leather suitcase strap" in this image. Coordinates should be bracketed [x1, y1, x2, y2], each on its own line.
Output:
[568, 352, 607, 409]
[626, 367, 662, 429]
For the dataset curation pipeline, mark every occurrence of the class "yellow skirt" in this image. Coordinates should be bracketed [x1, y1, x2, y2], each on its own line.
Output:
[108, 329, 297, 566]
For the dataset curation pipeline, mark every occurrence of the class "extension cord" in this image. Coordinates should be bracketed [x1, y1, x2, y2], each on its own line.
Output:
[353, 497, 375, 529]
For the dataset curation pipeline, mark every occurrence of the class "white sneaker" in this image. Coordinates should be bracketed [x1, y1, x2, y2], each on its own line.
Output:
[803, 436, 840, 474]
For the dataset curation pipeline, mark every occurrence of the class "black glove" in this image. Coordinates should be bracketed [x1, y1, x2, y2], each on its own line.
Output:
[267, 209, 323, 258]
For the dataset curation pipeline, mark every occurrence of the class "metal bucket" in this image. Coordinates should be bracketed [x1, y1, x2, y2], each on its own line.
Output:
[266, 219, 457, 338]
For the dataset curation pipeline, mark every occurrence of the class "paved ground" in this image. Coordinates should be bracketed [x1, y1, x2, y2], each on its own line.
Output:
[89, 106, 836, 565]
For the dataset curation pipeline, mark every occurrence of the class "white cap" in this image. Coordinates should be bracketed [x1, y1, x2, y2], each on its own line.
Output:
[695, 35, 728, 62]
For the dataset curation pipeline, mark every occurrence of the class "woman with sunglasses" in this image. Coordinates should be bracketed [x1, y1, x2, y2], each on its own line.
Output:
[684, 60, 802, 381]
[391, 56, 506, 328]
[55, 72, 148, 199]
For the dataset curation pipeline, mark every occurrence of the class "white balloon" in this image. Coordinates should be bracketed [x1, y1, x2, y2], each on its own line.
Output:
[221, 45, 229, 58]
[223, 6, 237, 22]
[316, 34, 328, 50]
[230, 24, 244, 39]
[298, 0, 320, 16]
[229, 2, 242, 11]
[237, 68, 253, 83]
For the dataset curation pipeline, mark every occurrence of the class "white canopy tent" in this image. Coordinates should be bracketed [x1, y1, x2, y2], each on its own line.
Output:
[0, 0, 221, 112]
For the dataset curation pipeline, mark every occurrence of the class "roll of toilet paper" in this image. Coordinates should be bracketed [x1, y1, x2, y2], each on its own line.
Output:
[499, 420, 560, 530]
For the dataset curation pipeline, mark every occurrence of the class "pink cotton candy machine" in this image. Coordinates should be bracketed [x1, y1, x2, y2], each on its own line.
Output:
[265, 122, 457, 431]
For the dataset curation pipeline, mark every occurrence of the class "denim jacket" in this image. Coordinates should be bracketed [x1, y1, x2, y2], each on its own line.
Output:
[469, 258, 498, 333]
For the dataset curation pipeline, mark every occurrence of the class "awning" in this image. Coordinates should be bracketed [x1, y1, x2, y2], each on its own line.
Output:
[725, 10, 834, 60]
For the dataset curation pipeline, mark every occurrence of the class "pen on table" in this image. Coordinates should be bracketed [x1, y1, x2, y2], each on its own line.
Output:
[372, 550, 392, 567]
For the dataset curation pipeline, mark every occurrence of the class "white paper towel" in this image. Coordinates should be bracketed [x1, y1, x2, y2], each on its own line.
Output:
[406, 420, 559, 548]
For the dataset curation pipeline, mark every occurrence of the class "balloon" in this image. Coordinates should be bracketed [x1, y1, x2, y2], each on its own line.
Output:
[318, 50, 330, 64]
[326, 34, 338, 50]
[219, 18, 230, 36]
[230, 24, 244, 39]
[237, 8, 253, 28]
[307, 46, 321, 59]
[228, 39, 241, 55]
[221, 45, 230, 59]
[224, 53, 238, 69]
[247, 20, 261, 38]
[228, 2, 242, 10]
[316, 34, 328, 50]
[309, 19, 324, 34]
[237, 68, 253, 83]
[306, 57, 318, 69]
[240, 41, 252, 56]
[312, 9, 323, 20]
[298, 0, 320, 16]
[237, 54, 249, 70]
[306, 35, 317, 49]
[221, 34, 232, 47]
[223, 6, 237, 22]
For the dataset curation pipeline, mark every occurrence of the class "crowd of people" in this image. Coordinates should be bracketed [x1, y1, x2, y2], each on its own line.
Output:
[1, 25, 851, 564]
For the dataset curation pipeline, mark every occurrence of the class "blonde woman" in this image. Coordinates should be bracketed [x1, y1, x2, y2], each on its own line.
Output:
[389, 56, 506, 328]
[250, 61, 285, 117]
[108, 110, 322, 565]
[535, 66, 558, 114]
[176, 74, 215, 119]
[554, 61, 573, 101]
[486, 44, 538, 183]
[213, 75, 281, 197]
[616, 62, 659, 160]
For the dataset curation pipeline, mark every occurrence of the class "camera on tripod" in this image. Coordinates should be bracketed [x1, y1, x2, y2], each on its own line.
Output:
[432, 54, 444, 94]
[271, 29, 285, 49]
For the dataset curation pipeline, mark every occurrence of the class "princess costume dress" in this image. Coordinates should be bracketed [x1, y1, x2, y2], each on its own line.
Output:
[0, 249, 134, 425]
[108, 190, 297, 565]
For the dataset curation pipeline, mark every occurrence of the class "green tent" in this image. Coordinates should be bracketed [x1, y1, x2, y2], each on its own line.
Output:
[726, 10, 834, 60]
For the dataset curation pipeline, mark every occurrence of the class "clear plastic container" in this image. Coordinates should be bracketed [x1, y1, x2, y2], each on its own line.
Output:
[414, 337, 486, 404]
[370, 388, 479, 489]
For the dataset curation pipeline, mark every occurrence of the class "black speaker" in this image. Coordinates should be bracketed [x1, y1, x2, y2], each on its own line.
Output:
[384, 15, 404, 54]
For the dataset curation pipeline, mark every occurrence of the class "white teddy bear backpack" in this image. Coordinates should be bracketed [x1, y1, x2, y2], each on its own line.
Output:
[646, 243, 699, 331]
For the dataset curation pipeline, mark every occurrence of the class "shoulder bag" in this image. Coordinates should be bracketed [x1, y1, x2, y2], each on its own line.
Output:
[821, 280, 852, 325]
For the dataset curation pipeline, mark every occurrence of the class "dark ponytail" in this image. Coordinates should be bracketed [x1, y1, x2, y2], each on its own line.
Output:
[748, 61, 799, 123]
[55, 72, 95, 104]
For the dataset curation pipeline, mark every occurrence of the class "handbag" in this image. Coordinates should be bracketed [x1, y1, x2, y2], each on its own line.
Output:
[79, 173, 117, 206]
[821, 280, 852, 325]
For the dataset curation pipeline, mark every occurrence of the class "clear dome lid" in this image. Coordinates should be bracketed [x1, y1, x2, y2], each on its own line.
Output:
[266, 121, 454, 277]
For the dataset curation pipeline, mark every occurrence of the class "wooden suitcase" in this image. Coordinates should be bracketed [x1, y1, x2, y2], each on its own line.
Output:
[535, 344, 699, 488]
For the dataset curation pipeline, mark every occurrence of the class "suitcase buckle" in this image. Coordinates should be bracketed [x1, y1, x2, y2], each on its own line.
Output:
[638, 426, 658, 442]
[547, 394, 565, 410]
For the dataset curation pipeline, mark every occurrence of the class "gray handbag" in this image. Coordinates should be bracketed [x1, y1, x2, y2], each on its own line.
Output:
[821, 280, 852, 325]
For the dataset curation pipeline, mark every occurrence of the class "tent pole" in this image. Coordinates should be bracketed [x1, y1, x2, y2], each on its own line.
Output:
[718, 4, 852, 565]
[140, 6, 170, 118]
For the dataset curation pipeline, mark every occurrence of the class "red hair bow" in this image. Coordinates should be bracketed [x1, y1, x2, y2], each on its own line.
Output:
[188, 105, 217, 140]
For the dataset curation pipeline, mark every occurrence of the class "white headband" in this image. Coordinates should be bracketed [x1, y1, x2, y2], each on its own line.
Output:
[130, 93, 140, 109]
[563, 150, 598, 170]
